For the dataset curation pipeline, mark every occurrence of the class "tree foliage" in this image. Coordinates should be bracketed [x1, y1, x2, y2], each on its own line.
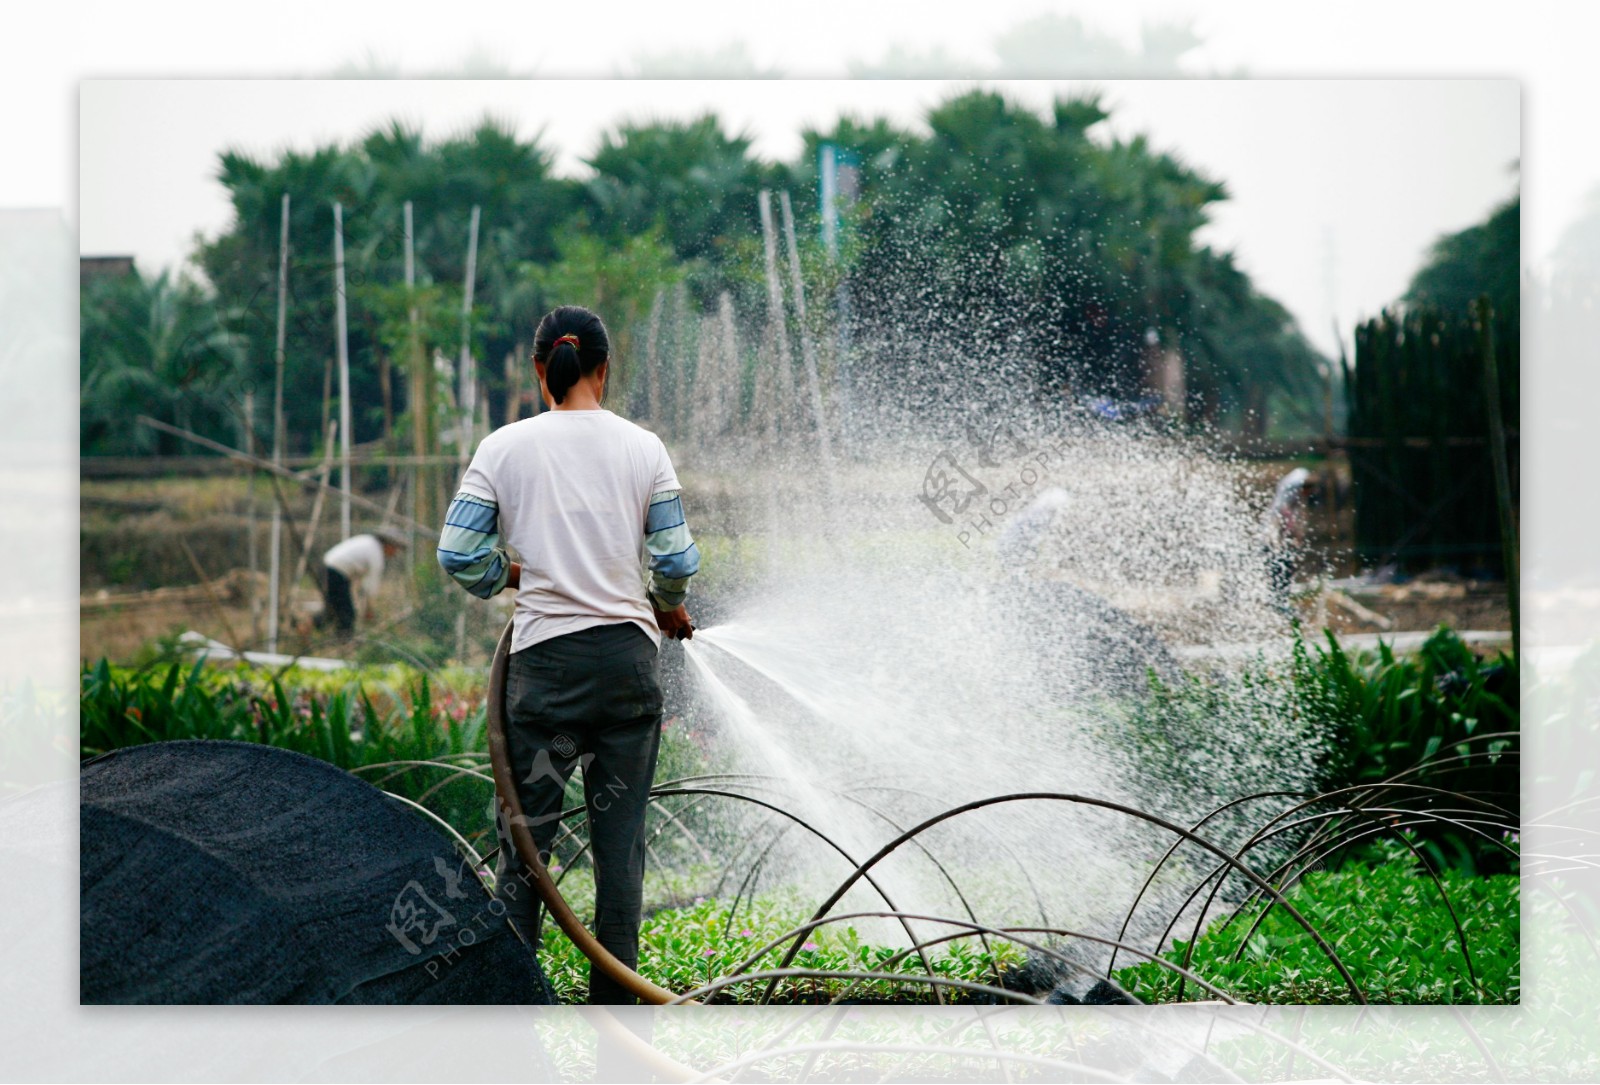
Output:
[80, 269, 246, 455]
[83, 91, 1335, 454]
[796, 90, 1323, 427]
[1404, 193, 1519, 321]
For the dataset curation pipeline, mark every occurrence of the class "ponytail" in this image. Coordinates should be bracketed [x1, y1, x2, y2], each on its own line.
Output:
[545, 336, 582, 405]
[534, 308, 611, 406]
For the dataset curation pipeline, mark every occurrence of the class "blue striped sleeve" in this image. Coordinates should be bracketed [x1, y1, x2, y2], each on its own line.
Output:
[645, 490, 700, 608]
[437, 491, 512, 599]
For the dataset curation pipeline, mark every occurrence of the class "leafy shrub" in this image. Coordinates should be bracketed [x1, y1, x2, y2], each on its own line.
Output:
[1122, 626, 1518, 875]
[1297, 627, 1518, 874]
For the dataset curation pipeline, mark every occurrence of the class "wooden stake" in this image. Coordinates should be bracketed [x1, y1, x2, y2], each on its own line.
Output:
[780, 190, 833, 466]
[333, 201, 353, 540]
[1476, 296, 1519, 660]
[290, 426, 338, 599]
[458, 205, 481, 466]
[178, 536, 247, 656]
[268, 192, 290, 653]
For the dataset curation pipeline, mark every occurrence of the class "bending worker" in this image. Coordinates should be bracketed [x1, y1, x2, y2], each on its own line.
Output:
[436, 305, 699, 1004]
[317, 526, 405, 639]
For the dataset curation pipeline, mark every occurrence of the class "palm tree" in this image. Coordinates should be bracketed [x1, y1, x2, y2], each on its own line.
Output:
[585, 115, 770, 269]
[81, 268, 246, 455]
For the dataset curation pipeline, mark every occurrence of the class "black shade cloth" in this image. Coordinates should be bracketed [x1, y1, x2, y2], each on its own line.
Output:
[80, 740, 550, 1005]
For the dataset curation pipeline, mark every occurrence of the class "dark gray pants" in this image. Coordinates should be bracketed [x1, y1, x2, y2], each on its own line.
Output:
[493, 621, 663, 1005]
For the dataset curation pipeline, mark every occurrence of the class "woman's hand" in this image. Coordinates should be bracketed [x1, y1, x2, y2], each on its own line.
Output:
[653, 603, 694, 641]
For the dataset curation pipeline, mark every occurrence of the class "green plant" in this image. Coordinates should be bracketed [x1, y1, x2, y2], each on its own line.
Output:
[1120, 626, 1518, 875]
[1298, 626, 1517, 874]
[533, 891, 1027, 1005]
[1114, 858, 1519, 1005]
[80, 645, 1527, 1010]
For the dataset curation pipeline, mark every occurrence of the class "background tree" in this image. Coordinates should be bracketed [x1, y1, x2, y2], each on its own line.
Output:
[98, 89, 1332, 458]
[1404, 191, 1520, 321]
[80, 269, 246, 455]
[196, 120, 577, 457]
[792, 89, 1323, 431]
[584, 115, 774, 292]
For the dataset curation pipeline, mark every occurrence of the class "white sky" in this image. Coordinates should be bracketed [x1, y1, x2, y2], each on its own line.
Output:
[78, 79, 1517, 360]
[4, 0, 1594, 359]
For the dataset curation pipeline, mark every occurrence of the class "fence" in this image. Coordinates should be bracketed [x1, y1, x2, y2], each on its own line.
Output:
[1343, 304, 1518, 576]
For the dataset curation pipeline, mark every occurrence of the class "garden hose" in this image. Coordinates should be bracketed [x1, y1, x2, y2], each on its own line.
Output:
[485, 618, 688, 1006]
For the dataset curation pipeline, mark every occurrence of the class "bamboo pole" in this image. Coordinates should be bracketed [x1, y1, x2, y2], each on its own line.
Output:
[1476, 297, 1518, 660]
[671, 282, 690, 440]
[458, 205, 481, 467]
[290, 424, 339, 601]
[402, 200, 438, 563]
[757, 190, 795, 433]
[504, 349, 519, 427]
[718, 291, 738, 437]
[819, 143, 857, 450]
[242, 388, 259, 645]
[645, 290, 664, 428]
[268, 192, 290, 654]
[333, 201, 353, 540]
[455, 206, 481, 665]
[779, 190, 832, 465]
[404, 201, 420, 568]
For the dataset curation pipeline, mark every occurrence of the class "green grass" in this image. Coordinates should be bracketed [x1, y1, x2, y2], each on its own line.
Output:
[1113, 856, 1519, 1005]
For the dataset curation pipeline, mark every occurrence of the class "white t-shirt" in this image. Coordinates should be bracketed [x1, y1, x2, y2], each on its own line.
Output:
[322, 534, 385, 600]
[457, 409, 681, 652]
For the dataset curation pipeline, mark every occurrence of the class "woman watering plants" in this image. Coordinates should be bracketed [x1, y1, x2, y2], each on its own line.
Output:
[436, 305, 699, 1004]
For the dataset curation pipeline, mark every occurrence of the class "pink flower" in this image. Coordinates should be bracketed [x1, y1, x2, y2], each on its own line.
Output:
[802, 941, 820, 951]
[739, 928, 755, 938]
[702, 948, 717, 957]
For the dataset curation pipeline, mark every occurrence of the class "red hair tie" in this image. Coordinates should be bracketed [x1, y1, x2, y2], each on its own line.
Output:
[553, 334, 580, 350]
